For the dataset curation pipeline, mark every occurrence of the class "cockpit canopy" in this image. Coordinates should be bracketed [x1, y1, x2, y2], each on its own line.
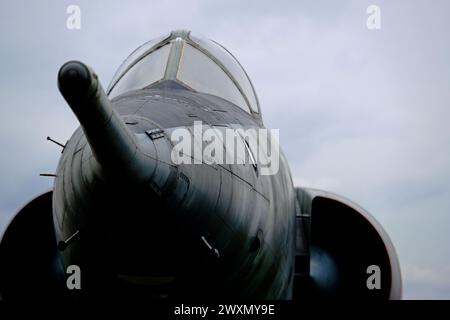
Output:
[107, 30, 260, 114]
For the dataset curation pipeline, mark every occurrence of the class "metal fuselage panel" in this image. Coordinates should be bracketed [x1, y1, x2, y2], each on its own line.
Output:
[52, 87, 297, 299]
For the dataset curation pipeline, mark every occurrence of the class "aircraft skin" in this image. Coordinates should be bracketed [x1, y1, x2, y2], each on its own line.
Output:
[0, 30, 401, 300]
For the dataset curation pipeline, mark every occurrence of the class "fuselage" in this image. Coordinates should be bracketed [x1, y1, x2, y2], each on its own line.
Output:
[52, 85, 297, 299]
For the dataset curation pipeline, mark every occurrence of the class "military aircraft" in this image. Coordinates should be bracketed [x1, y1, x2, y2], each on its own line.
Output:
[0, 30, 401, 300]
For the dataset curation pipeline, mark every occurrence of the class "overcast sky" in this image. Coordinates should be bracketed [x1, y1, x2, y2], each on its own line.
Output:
[1, 0, 449, 299]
